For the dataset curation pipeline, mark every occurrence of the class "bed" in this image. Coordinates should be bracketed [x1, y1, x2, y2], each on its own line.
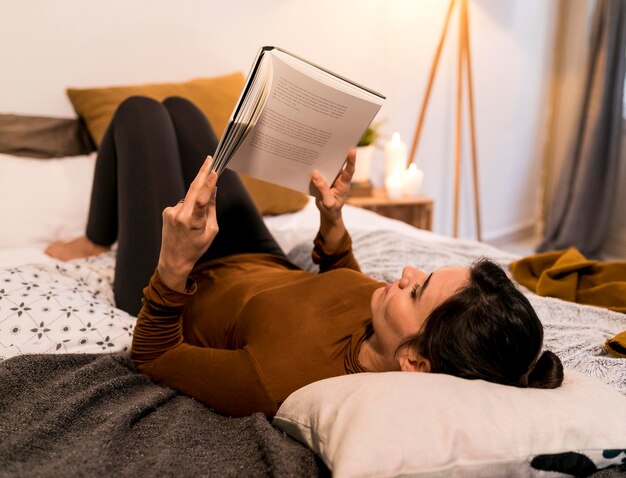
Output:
[1, 85, 626, 477]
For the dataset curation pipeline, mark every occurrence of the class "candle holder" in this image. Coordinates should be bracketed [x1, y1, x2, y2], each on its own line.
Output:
[385, 132, 408, 180]
[385, 171, 405, 199]
[404, 163, 424, 197]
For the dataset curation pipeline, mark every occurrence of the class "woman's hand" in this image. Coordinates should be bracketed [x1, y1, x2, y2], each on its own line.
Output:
[310, 149, 356, 252]
[310, 149, 356, 223]
[157, 156, 219, 292]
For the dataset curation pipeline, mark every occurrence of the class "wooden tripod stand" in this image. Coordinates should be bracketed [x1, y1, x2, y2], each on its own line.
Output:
[407, 0, 481, 240]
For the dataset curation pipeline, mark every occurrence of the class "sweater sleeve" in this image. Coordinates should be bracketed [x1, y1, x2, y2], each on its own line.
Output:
[311, 230, 361, 273]
[131, 272, 277, 417]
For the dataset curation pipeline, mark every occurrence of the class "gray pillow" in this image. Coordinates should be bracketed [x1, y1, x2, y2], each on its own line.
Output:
[0, 113, 95, 158]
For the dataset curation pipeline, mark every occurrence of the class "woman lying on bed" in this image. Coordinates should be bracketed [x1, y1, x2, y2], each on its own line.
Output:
[46, 96, 563, 417]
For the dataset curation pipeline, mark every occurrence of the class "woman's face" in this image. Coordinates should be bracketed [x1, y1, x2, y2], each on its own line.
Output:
[370, 265, 469, 353]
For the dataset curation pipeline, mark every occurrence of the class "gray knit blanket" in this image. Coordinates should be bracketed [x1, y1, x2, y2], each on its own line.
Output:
[0, 353, 324, 478]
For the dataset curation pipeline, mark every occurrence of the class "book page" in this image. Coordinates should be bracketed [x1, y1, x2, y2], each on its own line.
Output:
[211, 55, 271, 173]
[226, 52, 383, 194]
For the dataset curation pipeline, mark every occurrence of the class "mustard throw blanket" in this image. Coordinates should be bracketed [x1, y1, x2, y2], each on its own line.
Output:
[510, 248, 626, 359]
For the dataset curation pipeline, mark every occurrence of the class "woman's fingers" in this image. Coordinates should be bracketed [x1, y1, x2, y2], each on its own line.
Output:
[162, 202, 184, 223]
[163, 167, 218, 233]
[175, 156, 216, 229]
[345, 149, 356, 173]
[190, 171, 218, 227]
[205, 187, 219, 239]
[311, 170, 335, 209]
[182, 155, 213, 209]
[336, 149, 356, 189]
[311, 170, 328, 193]
[195, 173, 216, 209]
[158, 160, 219, 282]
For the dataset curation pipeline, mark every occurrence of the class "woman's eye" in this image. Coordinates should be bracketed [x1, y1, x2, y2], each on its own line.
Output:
[410, 284, 419, 299]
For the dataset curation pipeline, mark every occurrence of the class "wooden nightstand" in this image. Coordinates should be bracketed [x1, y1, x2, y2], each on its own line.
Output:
[347, 188, 433, 231]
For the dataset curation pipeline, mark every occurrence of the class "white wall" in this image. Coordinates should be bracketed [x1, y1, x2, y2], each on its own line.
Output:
[0, 0, 557, 240]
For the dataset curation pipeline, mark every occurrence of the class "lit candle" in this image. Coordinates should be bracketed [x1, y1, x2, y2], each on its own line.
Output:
[385, 170, 405, 199]
[384, 132, 408, 180]
[403, 163, 424, 197]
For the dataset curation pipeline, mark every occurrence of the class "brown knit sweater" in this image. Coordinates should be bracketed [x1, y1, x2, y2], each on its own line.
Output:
[131, 232, 382, 417]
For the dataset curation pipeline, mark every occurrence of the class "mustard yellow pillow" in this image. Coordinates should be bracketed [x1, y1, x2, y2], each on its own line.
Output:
[67, 73, 244, 144]
[66, 73, 308, 215]
[239, 175, 309, 216]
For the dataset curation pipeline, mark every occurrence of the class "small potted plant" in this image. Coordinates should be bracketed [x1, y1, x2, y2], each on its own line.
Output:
[353, 122, 382, 185]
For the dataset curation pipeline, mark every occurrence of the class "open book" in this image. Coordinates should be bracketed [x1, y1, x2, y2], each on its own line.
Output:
[210, 46, 385, 194]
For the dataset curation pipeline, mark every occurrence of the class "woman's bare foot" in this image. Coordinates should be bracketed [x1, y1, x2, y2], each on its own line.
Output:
[45, 236, 110, 261]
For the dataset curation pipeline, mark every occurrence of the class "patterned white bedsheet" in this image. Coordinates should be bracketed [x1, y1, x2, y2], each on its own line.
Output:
[0, 252, 134, 359]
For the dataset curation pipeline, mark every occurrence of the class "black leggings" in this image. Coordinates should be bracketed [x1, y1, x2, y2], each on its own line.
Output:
[87, 96, 286, 316]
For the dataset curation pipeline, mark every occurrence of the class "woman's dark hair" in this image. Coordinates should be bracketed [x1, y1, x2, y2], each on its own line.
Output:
[402, 258, 563, 389]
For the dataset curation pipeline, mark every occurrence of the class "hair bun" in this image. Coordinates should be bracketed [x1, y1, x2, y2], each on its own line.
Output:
[527, 350, 564, 389]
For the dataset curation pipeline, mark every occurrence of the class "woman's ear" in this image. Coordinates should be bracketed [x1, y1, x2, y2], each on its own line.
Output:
[398, 348, 431, 373]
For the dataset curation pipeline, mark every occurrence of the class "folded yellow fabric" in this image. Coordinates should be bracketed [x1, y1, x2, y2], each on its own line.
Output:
[510, 247, 626, 358]
[605, 331, 626, 358]
[510, 247, 626, 312]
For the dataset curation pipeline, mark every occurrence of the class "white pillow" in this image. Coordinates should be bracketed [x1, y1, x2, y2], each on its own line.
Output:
[274, 371, 626, 477]
[0, 152, 96, 248]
